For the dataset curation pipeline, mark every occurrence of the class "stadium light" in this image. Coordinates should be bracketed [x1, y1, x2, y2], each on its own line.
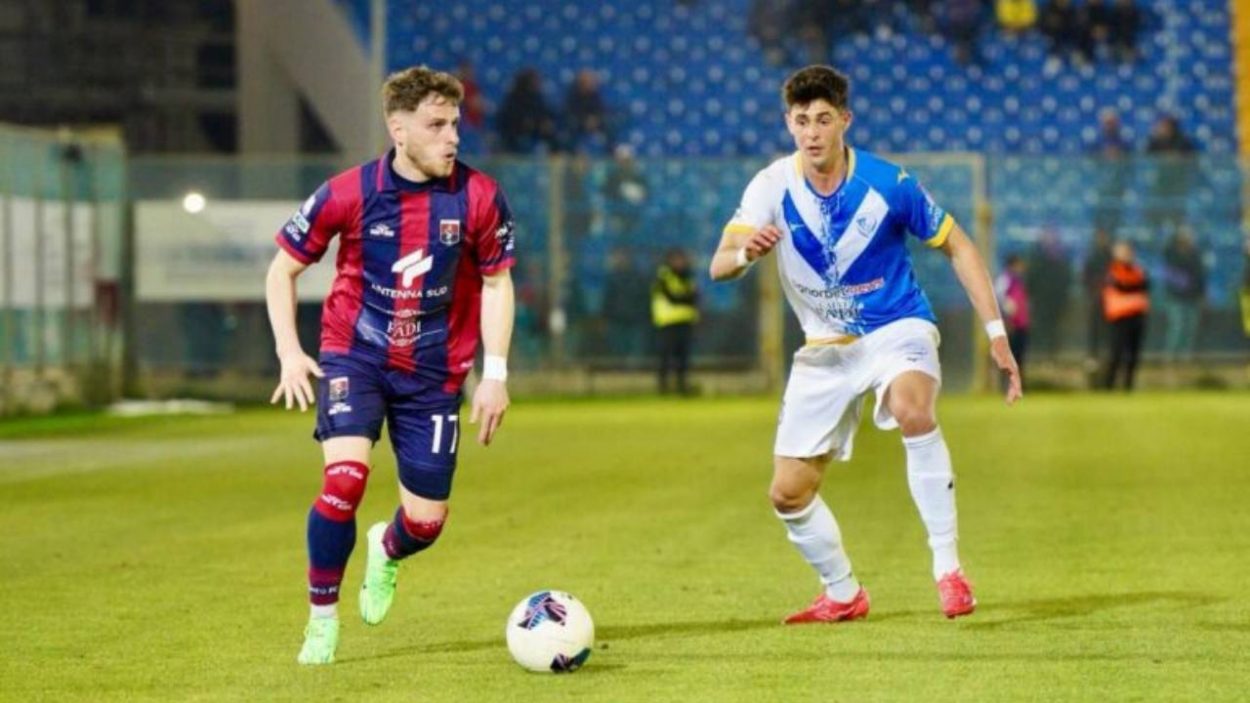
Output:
[182, 191, 206, 214]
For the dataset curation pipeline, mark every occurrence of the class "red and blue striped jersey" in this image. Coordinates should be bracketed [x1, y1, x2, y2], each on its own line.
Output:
[275, 150, 516, 393]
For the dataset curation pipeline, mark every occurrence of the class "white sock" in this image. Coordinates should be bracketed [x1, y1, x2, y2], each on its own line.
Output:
[903, 427, 961, 580]
[776, 495, 860, 602]
[310, 604, 338, 619]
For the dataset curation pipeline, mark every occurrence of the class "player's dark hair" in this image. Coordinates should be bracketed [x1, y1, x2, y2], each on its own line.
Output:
[782, 66, 850, 112]
[382, 65, 464, 115]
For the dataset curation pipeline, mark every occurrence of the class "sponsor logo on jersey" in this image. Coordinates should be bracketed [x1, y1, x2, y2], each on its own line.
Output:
[368, 283, 449, 301]
[327, 402, 353, 416]
[284, 222, 302, 240]
[391, 249, 433, 287]
[369, 222, 395, 238]
[292, 212, 311, 233]
[439, 219, 461, 245]
[495, 220, 514, 240]
[386, 318, 422, 348]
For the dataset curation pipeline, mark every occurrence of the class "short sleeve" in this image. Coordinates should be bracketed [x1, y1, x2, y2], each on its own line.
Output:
[473, 185, 516, 275]
[275, 181, 346, 264]
[894, 172, 955, 248]
[723, 169, 778, 236]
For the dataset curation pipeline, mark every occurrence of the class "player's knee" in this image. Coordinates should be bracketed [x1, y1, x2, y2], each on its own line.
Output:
[399, 507, 447, 546]
[894, 405, 937, 437]
[313, 461, 370, 522]
[769, 483, 816, 515]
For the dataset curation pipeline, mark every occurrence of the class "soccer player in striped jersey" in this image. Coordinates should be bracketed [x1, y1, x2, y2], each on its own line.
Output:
[265, 66, 516, 664]
[710, 66, 1022, 624]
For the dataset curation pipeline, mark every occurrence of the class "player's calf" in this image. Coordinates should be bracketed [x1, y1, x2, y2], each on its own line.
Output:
[307, 461, 370, 613]
[360, 507, 447, 626]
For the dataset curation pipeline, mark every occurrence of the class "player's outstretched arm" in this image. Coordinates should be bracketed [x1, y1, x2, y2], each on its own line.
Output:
[472, 270, 514, 446]
[938, 224, 1023, 405]
[265, 249, 324, 411]
[709, 224, 783, 281]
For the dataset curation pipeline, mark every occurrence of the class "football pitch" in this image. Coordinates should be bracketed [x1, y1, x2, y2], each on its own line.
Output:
[2, 392, 1248, 701]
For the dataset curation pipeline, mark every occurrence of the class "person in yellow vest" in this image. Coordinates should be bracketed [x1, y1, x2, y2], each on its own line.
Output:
[1102, 240, 1150, 390]
[997, 0, 1038, 32]
[652, 248, 700, 395]
[1240, 236, 1250, 340]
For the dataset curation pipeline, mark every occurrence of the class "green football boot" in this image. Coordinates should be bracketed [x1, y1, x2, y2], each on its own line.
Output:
[297, 616, 339, 665]
[359, 522, 400, 625]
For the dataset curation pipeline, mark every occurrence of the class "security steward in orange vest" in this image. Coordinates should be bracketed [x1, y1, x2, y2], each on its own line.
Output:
[1102, 241, 1150, 390]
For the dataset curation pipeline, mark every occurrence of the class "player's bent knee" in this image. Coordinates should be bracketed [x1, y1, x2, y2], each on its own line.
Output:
[313, 460, 370, 521]
[399, 508, 447, 548]
[894, 406, 937, 437]
[769, 484, 816, 515]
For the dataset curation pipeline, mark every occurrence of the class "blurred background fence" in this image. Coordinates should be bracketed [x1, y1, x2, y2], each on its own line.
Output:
[1, 0, 1249, 412]
[0, 124, 126, 414]
[4, 139, 1244, 412]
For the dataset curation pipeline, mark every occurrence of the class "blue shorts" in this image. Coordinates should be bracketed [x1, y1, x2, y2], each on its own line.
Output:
[313, 353, 463, 501]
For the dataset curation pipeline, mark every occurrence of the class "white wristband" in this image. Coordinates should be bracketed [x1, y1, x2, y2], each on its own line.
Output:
[984, 319, 1007, 340]
[734, 247, 754, 269]
[483, 355, 508, 381]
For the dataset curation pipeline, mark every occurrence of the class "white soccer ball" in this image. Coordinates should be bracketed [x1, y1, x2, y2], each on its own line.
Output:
[505, 590, 594, 673]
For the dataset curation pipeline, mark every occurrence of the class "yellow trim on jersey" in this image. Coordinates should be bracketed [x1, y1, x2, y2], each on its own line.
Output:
[927, 214, 955, 248]
[804, 334, 860, 347]
[723, 222, 756, 236]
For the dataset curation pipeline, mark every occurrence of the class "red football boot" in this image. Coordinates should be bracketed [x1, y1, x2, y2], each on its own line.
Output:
[783, 587, 870, 625]
[937, 570, 976, 618]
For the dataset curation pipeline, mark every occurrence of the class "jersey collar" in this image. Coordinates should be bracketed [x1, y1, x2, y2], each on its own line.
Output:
[796, 146, 856, 200]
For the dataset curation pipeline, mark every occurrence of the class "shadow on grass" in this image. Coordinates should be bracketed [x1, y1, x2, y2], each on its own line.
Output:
[961, 590, 1225, 629]
[338, 617, 778, 666]
[339, 592, 1227, 666]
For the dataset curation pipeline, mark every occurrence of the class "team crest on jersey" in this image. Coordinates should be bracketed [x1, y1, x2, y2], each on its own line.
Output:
[439, 219, 461, 245]
[855, 214, 878, 238]
[329, 376, 349, 402]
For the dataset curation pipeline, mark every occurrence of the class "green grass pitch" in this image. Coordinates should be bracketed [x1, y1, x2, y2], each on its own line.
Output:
[2, 393, 1248, 701]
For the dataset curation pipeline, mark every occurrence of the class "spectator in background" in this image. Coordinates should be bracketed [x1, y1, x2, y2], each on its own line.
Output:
[1040, 0, 1092, 67]
[455, 60, 487, 155]
[496, 68, 558, 154]
[1092, 108, 1130, 235]
[602, 247, 651, 361]
[790, 0, 840, 65]
[996, 0, 1037, 33]
[750, 0, 792, 66]
[1026, 227, 1072, 359]
[565, 69, 611, 153]
[512, 260, 550, 359]
[602, 144, 648, 243]
[1086, 0, 1113, 51]
[1108, 0, 1143, 62]
[1103, 240, 1150, 390]
[1146, 114, 1198, 235]
[939, 0, 987, 65]
[995, 254, 1031, 387]
[652, 248, 700, 395]
[1082, 226, 1114, 370]
[1160, 225, 1206, 362]
[1240, 237, 1250, 341]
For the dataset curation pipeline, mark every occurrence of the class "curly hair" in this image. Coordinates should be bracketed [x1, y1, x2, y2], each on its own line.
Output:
[382, 66, 464, 115]
[782, 65, 850, 111]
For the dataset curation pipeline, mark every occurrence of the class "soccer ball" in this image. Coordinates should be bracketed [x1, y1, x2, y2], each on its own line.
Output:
[505, 590, 594, 673]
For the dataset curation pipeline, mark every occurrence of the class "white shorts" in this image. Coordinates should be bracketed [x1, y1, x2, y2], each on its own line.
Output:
[774, 317, 942, 461]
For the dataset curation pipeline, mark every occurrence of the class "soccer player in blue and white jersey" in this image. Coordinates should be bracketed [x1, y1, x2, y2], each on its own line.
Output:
[710, 66, 1022, 623]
